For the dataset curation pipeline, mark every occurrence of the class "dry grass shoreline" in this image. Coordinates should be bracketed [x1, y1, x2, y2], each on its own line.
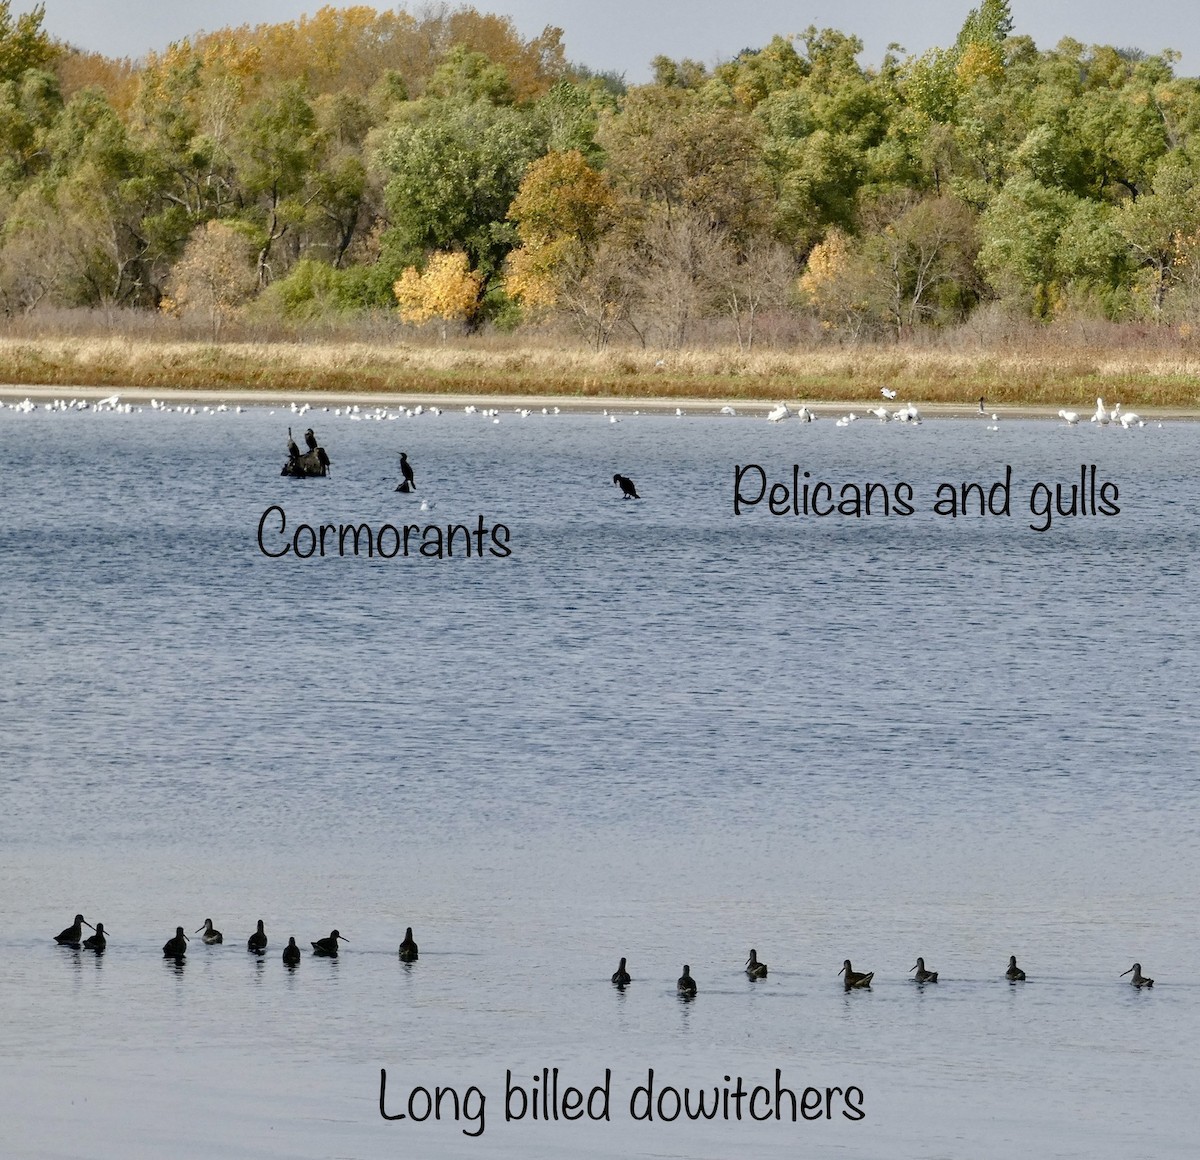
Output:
[2, 334, 1200, 414]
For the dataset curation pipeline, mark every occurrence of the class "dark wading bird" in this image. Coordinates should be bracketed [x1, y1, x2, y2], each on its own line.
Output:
[1005, 955, 1026, 981]
[677, 964, 697, 997]
[613, 473, 640, 499]
[840, 960, 874, 989]
[163, 927, 189, 958]
[910, 957, 938, 983]
[746, 949, 768, 979]
[247, 920, 267, 954]
[612, 957, 631, 986]
[312, 930, 346, 957]
[54, 914, 94, 948]
[304, 427, 318, 452]
[398, 927, 418, 962]
[196, 918, 223, 945]
[82, 923, 107, 953]
[1121, 963, 1154, 988]
[395, 452, 416, 493]
[282, 937, 301, 967]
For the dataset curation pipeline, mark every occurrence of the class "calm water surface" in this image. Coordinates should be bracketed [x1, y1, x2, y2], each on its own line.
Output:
[1, 399, 1197, 1159]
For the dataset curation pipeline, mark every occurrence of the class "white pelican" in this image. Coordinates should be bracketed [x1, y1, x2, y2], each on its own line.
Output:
[767, 402, 791, 422]
[1058, 409, 1079, 425]
[881, 387, 897, 399]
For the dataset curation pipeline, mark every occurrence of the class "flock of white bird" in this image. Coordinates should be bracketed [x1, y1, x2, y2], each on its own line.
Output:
[0, 391, 1160, 429]
[1057, 398, 1146, 428]
[766, 390, 922, 427]
[762, 388, 1156, 430]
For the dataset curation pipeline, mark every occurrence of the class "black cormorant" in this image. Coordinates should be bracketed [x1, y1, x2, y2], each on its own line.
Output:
[613, 473, 640, 499]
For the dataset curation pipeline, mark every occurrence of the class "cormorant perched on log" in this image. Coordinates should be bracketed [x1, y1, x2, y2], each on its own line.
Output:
[613, 473, 640, 499]
[396, 452, 416, 493]
[281, 428, 330, 477]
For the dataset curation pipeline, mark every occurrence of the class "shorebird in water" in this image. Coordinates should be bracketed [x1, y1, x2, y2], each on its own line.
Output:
[163, 927, 189, 958]
[745, 949, 768, 979]
[196, 918, 223, 945]
[312, 930, 346, 956]
[1120, 963, 1154, 988]
[910, 957, 938, 983]
[282, 937, 301, 966]
[82, 923, 107, 952]
[1005, 955, 1026, 981]
[613, 473, 640, 499]
[677, 964, 697, 997]
[53, 914, 94, 948]
[247, 920, 267, 954]
[612, 957, 631, 986]
[398, 927, 418, 962]
[840, 960, 874, 988]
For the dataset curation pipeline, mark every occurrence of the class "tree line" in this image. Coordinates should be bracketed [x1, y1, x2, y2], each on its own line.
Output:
[4, 0, 1200, 346]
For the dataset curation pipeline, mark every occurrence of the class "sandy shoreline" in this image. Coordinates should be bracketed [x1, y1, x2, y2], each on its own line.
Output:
[2, 382, 1194, 420]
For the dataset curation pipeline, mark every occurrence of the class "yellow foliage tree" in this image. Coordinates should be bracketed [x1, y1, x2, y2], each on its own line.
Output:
[955, 41, 1004, 87]
[504, 149, 613, 310]
[797, 229, 850, 304]
[394, 251, 483, 336]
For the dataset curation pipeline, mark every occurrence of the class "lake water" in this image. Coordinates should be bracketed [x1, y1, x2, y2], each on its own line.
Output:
[1, 396, 1197, 1159]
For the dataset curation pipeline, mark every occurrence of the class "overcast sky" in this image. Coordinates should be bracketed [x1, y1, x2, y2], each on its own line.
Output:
[33, 1, 1200, 81]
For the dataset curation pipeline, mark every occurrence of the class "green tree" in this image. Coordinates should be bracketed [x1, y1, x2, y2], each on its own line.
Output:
[0, 1, 57, 83]
[374, 98, 542, 284]
[232, 81, 321, 285]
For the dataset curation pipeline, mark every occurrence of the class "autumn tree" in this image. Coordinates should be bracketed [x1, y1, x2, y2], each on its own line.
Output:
[164, 219, 257, 337]
[504, 148, 612, 310]
[394, 249, 483, 337]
